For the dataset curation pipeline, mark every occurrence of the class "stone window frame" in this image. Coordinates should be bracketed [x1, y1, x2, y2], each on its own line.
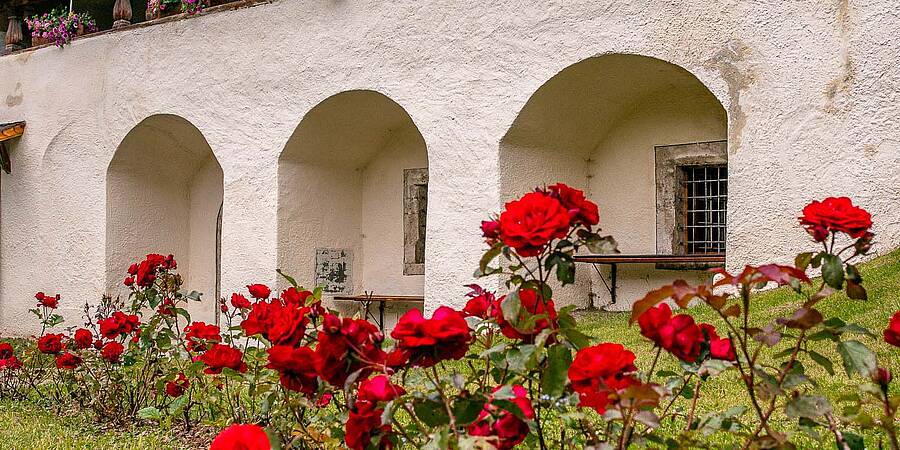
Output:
[655, 140, 728, 260]
[403, 168, 428, 275]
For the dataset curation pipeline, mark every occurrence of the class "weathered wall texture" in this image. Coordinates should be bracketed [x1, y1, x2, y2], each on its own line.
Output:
[1, 0, 899, 334]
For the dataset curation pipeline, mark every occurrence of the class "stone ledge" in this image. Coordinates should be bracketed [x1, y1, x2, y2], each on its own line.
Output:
[2, 0, 274, 58]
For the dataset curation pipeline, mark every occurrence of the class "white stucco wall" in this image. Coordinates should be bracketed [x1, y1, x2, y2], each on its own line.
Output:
[1, 0, 898, 334]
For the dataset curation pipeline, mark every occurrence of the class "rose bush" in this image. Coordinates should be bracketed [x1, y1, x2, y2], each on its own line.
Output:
[0, 186, 896, 450]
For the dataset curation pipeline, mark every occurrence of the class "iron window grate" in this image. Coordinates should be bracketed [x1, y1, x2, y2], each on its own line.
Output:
[683, 165, 727, 254]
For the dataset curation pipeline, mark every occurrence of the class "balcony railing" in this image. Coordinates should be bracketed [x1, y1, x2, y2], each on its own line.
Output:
[2, 0, 266, 54]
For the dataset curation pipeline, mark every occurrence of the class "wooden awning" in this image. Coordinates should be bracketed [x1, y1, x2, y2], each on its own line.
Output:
[0, 121, 24, 174]
[0, 122, 25, 142]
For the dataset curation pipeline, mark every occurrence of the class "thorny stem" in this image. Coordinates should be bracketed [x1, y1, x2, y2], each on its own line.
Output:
[429, 365, 459, 439]
[826, 413, 851, 450]
[685, 378, 702, 432]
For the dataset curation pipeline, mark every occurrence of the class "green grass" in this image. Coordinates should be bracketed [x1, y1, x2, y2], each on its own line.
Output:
[0, 398, 191, 450]
[576, 248, 900, 448]
[2, 250, 898, 449]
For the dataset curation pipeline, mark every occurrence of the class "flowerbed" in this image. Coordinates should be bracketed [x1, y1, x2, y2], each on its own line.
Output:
[0, 184, 896, 450]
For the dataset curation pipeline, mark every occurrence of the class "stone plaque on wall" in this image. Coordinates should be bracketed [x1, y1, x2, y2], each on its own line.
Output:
[315, 248, 352, 293]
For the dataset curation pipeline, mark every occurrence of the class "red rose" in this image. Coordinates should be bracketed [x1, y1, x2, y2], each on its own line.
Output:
[0, 343, 12, 359]
[127, 263, 139, 276]
[184, 321, 222, 352]
[316, 392, 333, 408]
[481, 219, 501, 243]
[345, 402, 392, 450]
[231, 293, 251, 309]
[700, 324, 736, 361]
[800, 197, 872, 241]
[357, 375, 405, 404]
[467, 385, 534, 450]
[569, 343, 639, 414]
[463, 284, 496, 319]
[246, 284, 271, 300]
[101, 341, 125, 363]
[499, 191, 571, 257]
[267, 345, 319, 395]
[547, 183, 600, 226]
[241, 300, 309, 346]
[166, 373, 190, 398]
[35, 292, 59, 309]
[281, 287, 313, 306]
[637, 303, 672, 345]
[391, 306, 473, 367]
[157, 298, 176, 316]
[495, 289, 558, 341]
[0, 355, 21, 371]
[73, 328, 93, 350]
[200, 344, 247, 374]
[37, 333, 64, 354]
[638, 304, 705, 362]
[885, 310, 900, 348]
[99, 311, 140, 339]
[315, 314, 385, 387]
[123, 276, 134, 287]
[55, 352, 82, 370]
[210, 424, 270, 450]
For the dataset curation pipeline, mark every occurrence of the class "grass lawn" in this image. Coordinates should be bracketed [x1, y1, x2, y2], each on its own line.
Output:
[1, 249, 897, 449]
[577, 247, 900, 448]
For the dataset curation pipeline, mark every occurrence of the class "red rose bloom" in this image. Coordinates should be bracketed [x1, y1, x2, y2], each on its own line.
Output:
[281, 287, 313, 306]
[37, 333, 65, 354]
[800, 197, 872, 241]
[99, 311, 140, 339]
[495, 289, 558, 341]
[184, 321, 222, 352]
[345, 402, 392, 450]
[200, 344, 247, 374]
[123, 276, 134, 287]
[73, 328, 93, 350]
[638, 304, 705, 362]
[467, 385, 535, 450]
[391, 306, 473, 368]
[569, 343, 639, 413]
[463, 284, 496, 319]
[315, 314, 386, 387]
[699, 323, 736, 361]
[241, 300, 309, 346]
[267, 345, 319, 395]
[0, 343, 12, 359]
[499, 191, 571, 257]
[231, 293, 251, 309]
[357, 375, 405, 405]
[55, 352, 82, 370]
[547, 183, 600, 226]
[481, 219, 501, 243]
[885, 310, 900, 348]
[166, 373, 190, 398]
[101, 341, 125, 363]
[35, 292, 59, 309]
[246, 284, 271, 300]
[210, 424, 270, 450]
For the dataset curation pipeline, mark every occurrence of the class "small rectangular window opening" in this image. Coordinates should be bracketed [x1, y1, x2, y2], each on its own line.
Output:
[682, 165, 727, 254]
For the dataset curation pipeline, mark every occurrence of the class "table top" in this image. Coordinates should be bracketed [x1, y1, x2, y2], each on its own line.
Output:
[574, 253, 726, 264]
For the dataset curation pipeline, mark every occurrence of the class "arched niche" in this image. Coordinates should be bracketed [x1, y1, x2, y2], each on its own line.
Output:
[499, 54, 728, 309]
[277, 90, 428, 311]
[106, 114, 224, 320]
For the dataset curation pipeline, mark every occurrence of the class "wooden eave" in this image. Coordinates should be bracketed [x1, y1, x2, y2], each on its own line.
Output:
[0, 121, 26, 142]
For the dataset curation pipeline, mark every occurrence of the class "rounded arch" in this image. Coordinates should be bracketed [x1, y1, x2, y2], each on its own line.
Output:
[277, 90, 429, 315]
[106, 114, 224, 320]
[499, 54, 728, 309]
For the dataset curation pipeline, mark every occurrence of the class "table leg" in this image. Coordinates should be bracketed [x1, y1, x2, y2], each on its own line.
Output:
[378, 301, 386, 333]
[610, 263, 617, 305]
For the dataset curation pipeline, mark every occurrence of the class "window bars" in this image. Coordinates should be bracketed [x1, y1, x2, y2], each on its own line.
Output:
[682, 165, 727, 254]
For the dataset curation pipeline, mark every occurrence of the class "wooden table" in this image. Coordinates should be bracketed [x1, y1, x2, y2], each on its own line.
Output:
[574, 254, 725, 307]
[333, 294, 425, 332]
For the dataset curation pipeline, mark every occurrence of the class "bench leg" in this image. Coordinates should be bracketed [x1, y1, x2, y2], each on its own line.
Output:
[610, 263, 617, 305]
[378, 301, 386, 333]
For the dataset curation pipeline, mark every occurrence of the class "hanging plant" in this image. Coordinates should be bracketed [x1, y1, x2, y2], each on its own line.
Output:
[24, 8, 98, 48]
[147, 0, 208, 20]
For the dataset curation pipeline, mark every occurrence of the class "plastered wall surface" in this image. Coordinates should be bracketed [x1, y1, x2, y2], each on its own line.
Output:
[1, 0, 899, 334]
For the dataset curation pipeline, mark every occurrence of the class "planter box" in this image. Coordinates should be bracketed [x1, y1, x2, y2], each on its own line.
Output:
[31, 25, 86, 47]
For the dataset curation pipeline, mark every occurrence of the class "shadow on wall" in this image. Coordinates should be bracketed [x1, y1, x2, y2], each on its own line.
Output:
[106, 114, 223, 322]
[276, 90, 428, 310]
[498, 53, 728, 309]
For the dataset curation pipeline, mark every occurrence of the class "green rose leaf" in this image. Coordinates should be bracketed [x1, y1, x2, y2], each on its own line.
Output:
[541, 344, 572, 398]
[821, 254, 844, 289]
[837, 340, 877, 378]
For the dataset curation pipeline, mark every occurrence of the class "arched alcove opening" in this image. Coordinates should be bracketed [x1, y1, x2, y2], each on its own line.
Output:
[106, 114, 224, 321]
[277, 91, 428, 322]
[500, 54, 728, 309]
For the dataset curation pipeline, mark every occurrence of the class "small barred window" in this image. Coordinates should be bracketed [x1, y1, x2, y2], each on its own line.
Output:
[681, 165, 727, 254]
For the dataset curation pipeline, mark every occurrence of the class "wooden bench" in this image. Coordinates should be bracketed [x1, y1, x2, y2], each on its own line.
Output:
[333, 294, 425, 332]
[573, 254, 726, 308]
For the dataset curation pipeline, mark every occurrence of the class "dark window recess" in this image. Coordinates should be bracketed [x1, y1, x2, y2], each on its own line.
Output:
[403, 168, 428, 275]
[681, 165, 727, 254]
